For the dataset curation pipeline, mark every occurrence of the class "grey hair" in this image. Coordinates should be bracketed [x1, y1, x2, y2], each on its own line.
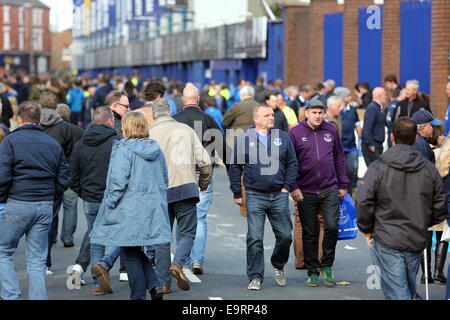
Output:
[240, 86, 255, 98]
[152, 99, 172, 119]
[285, 86, 299, 95]
[327, 95, 343, 108]
[56, 103, 71, 122]
[406, 80, 419, 91]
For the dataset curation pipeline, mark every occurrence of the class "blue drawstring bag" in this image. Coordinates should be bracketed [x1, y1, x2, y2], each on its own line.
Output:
[338, 194, 358, 240]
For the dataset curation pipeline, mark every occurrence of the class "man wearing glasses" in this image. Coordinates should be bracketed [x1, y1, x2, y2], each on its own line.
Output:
[105, 91, 130, 138]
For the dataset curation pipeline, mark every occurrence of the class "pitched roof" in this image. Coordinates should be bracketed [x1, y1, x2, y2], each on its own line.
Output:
[0, 0, 50, 9]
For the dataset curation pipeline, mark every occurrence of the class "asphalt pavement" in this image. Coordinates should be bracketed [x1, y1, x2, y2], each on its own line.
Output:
[9, 165, 448, 300]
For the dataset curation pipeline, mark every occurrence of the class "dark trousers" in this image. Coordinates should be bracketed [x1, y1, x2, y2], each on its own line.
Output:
[297, 190, 340, 276]
[362, 143, 383, 167]
[46, 195, 64, 268]
[122, 247, 161, 300]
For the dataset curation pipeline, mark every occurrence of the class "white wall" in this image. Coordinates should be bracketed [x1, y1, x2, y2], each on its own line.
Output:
[190, 0, 249, 29]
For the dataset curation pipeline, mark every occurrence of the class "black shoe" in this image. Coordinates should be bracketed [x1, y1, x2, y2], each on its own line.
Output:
[433, 241, 448, 284]
[414, 293, 423, 300]
[64, 242, 74, 248]
[150, 286, 164, 300]
[421, 273, 434, 284]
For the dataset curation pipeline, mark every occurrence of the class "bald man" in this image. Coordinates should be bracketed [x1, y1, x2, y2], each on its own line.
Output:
[173, 84, 225, 275]
[362, 87, 387, 166]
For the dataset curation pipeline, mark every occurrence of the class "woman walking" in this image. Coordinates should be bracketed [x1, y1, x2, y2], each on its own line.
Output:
[90, 112, 171, 300]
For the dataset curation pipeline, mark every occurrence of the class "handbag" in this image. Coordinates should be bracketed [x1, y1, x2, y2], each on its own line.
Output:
[338, 194, 358, 241]
[441, 222, 450, 242]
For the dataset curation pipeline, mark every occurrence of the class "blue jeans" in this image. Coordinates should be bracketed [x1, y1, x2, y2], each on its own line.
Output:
[245, 190, 293, 282]
[60, 188, 79, 244]
[371, 240, 422, 300]
[0, 199, 53, 300]
[146, 243, 171, 286]
[446, 263, 450, 300]
[186, 176, 214, 266]
[100, 246, 122, 270]
[123, 247, 161, 300]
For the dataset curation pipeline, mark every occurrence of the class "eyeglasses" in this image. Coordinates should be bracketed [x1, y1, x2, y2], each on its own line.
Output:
[115, 103, 130, 109]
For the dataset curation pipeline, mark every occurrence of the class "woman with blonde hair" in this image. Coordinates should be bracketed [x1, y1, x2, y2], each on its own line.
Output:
[90, 112, 171, 300]
[435, 138, 450, 294]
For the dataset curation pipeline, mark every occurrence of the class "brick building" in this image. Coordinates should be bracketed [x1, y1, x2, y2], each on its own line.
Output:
[0, 0, 51, 75]
[51, 29, 72, 73]
[284, 0, 450, 120]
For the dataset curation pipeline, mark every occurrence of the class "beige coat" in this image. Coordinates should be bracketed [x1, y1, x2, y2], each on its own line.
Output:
[149, 117, 212, 197]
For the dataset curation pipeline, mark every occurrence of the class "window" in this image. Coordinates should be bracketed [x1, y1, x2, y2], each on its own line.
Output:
[32, 28, 43, 51]
[19, 27, 25, 50]
[32, 8, 43, 27]
[3, 5, 10, 24]
[19, 7, 24, 25]
[3, 26, 11, 50]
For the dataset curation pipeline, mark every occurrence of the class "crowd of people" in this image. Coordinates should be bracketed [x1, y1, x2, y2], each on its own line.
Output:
[0, 69, 450, 301]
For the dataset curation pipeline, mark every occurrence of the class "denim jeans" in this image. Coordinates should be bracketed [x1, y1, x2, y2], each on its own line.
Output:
[186, 175, 214, 266]
[297, 190, 340, 276]
[0, 199, 53, 300]
[100, 246, 122, 270]
[60, 188, 79, 244]
[122, 247, 161, 300]
[146, 243, 171, 286]
[245, 190, 293, 282]
[446, 263, 450, 300]
[371, 240, 422, 300]
[345, 151, 359, 193]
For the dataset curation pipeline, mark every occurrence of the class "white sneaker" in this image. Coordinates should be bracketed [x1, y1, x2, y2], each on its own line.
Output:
[46, 267, 53, 276]
[119, 272, 128, 282]
[248, 279, 261, 290]
[68, 264, 85, 287]
[273, 265, 286, 287]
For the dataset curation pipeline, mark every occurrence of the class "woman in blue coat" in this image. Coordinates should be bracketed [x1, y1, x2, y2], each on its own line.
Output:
[90, 112, 171, 300]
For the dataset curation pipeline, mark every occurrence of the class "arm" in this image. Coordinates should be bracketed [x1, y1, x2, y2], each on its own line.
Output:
[333, 131, 349, 191]
[105, 145, 132, 209]
[222, 108, 236, 128]
[0, 140, 13, 203]
[229, 137, 244, 199]
[283, 137, 299, 191]
[69, 142, 81, 195]
[193, 131, 213, 191]
[354, 109, 362, 138]
[288, 130, 300, 192]
[55, 149, 71, 197]
[356, 163, 381, 235]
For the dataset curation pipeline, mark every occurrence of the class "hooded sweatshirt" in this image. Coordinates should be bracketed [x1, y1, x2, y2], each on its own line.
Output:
[357, 144, 447, 252]
[70, 124, 118, 203]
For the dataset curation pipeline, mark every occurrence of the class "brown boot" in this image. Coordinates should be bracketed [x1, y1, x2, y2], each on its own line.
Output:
[91, 264, 113, 294]
[169, 263, 190, 291]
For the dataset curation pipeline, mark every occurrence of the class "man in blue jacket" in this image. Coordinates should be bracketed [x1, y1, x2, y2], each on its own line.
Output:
[229, 104, 298, 291]
[0, 101, 70, 300]
[288, 98, 349, 287]
[362, 87, 387, 166]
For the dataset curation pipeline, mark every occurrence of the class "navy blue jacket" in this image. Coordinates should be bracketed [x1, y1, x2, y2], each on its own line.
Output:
[128, 94, 145, 111]
[90, 84, 114, 110]
[414, 134, 435, 164]
[229, 128, 298, 199]
[341, 106, 360, 150]
[362, 101, 385, 147]
[0, 125, 70, 203]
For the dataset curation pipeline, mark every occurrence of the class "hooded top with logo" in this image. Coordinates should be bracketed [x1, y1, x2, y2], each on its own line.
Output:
[357, 144, 447, 252]
[288, 120, 349, 194]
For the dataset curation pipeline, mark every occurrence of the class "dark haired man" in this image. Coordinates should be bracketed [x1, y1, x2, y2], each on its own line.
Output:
[265, 92, 288, 132]
[357, 117, 447, 300]
[90, 75, 114, 110]
[0, 101, 70, 299]
[124, 81, 145, 111]
[105, 90, 130, 138]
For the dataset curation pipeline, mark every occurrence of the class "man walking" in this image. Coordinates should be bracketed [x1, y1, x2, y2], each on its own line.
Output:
[68, 107, 118, 296]
[265, 92, 288, 132]
[289, 98, 349, 287]
[412, 110, 441, 164]
[357, 118, 447, 300]
[105, 90, 130, 138]
[149, 99, 212, 292]
[229, 104, 298, 290]
[0, 101, 70, 300]
[361, 88, 387, 167]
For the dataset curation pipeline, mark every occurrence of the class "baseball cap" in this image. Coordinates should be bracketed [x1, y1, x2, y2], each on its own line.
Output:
[306, 98, 326, 110]
[411, 110, 442, 126]
[333, 87, 351, 100]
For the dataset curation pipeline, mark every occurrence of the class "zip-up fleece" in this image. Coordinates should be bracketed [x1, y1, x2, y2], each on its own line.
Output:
[289, 120, 349, 194]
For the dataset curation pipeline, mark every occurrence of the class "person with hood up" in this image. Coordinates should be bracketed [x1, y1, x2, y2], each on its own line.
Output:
[67, 107, 118, 296]
[357, 118, 447, 300]
[90, 112, 171, 301]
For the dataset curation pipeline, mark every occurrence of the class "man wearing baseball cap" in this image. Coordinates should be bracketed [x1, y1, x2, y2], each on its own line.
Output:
[411, 110, 441, 164]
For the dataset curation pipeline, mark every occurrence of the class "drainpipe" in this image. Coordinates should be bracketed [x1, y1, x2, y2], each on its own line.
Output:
[260, 0, 277, 21]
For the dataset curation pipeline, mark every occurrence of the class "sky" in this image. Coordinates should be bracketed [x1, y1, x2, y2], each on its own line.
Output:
[40, 0, 73, 32]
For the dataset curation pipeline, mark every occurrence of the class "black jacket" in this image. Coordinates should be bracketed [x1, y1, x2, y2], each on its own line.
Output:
[356, 144, 447, 252]
[173, 105, 226, 165]
[70, 124, 118, 203]
[0, 124, 70, 203]
[40, 109, 82, 160]
[362, 101, 385, 147]
[395, 96, 430, 120]
[1, 94, 13, 128]
[274, 107, 288, 132]
[113, 110, 123, 138]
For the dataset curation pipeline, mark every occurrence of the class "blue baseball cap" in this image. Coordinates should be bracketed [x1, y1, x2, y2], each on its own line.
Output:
[411, 110, 441, 126]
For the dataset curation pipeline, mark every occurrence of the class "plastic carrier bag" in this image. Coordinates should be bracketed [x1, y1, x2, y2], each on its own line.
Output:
[338, 194, 358, 241]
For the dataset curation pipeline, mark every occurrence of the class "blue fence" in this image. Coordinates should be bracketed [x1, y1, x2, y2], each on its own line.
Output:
[358, 6, 383, 88]
[323, 12, 343, 86]
[79, 22, 285, 88]
[400, 0, 431, 94]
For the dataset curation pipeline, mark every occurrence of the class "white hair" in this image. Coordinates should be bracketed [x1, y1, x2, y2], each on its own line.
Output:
[240, 86, 255, 98]
[327, 95, 343, 108]
[152, 99, 172, 119]
[406, 80, 419, 91]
